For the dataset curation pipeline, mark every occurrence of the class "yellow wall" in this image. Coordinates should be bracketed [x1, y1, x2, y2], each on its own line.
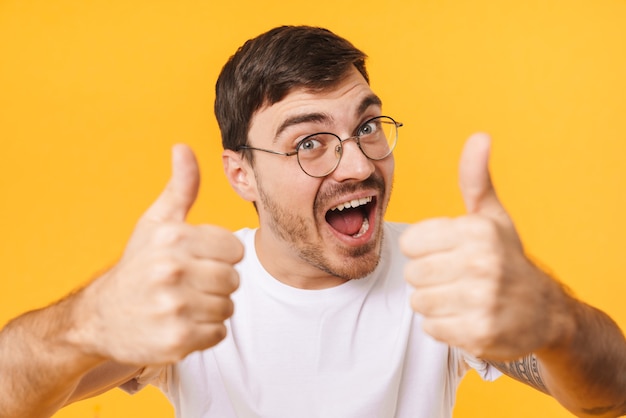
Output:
[1, 0, 625, 417]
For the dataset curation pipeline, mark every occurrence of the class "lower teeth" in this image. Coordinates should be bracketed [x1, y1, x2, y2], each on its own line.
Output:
[352, 217, 370, 238]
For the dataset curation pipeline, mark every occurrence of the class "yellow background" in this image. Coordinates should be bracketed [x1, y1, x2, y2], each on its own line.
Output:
[1, 0, 625, 417]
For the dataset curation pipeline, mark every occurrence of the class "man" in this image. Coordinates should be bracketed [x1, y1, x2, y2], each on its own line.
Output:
[0, 25, 624, 418]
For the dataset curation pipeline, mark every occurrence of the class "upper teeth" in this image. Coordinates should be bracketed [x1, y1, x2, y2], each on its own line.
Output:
[330, 196, 372, 211]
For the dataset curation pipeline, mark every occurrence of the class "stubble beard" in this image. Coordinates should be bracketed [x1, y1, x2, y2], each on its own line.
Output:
[257, 175, 388, 281]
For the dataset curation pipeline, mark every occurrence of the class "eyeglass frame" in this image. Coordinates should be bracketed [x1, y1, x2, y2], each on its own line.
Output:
[236, 115, 402, 178]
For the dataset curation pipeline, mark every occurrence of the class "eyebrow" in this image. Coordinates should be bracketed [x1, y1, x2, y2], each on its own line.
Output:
[357, 94, 383, 116]
[274, 113, 329, 143]
[273, 93, 383, 143]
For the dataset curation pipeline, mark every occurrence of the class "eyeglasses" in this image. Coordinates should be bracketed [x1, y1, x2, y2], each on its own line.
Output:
[237, 115, 402, 178]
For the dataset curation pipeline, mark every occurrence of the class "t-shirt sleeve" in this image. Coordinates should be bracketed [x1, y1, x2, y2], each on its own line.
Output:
[118, 365, 167, 394]
[458, 349, 502, 382]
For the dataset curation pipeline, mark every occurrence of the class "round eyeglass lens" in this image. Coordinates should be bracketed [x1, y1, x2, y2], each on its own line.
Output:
[358, 116, 398, 160]
[296, 134, 341, 177]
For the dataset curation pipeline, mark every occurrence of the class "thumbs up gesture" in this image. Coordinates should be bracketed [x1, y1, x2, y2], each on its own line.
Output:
[400, 134, 570, 361]
[74, 144, 244, 365]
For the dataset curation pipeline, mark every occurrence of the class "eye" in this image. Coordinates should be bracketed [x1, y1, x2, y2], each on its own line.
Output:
[297, 135, 323, 152]
[357, 118, 381, 136]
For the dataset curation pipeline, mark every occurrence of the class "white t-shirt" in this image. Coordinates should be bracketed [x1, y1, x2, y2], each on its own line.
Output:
[130, 222, 499, 417]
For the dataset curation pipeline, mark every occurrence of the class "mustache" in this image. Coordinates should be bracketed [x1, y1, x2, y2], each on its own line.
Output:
[314, 174, 386, 211]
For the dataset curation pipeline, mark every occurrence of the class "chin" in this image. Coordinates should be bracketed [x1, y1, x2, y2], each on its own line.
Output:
[341, 259, 380, 280]
[328, 238, 383, 280]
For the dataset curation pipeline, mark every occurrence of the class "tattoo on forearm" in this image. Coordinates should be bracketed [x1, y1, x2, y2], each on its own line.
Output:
[490, 356, 626, 417]
[489, 355, 549, 395]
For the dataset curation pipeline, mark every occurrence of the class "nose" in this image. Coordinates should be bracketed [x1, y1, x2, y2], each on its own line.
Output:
[330, 136, 375, 182]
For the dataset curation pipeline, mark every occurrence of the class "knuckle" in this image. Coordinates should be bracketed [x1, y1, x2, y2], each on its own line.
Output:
[468, 253, 504, 280]
[151, 257, 185, 285]
[465, 216, 499, 241]
[210, 264, 240, 293]
[227, 270, 241, 292]
[208, 324, 228, 345]
[155, 291, 187, 317]
[154, 224, 188, 247]
[226, 235, 245, 262]
[218, 298, 235, 319]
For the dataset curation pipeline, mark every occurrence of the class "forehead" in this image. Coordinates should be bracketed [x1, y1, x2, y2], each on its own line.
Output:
[248, 68, 380, 144]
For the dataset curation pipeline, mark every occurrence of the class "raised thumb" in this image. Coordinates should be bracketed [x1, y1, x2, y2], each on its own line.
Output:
[459, 133, 502, 216]
[143, 144, 200, 222]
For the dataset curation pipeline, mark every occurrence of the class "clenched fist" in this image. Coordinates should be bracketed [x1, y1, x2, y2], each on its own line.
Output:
[72, 144, 244, 365]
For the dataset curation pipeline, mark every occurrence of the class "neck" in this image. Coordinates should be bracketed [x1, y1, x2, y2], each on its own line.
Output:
[254, 229, 349, 290]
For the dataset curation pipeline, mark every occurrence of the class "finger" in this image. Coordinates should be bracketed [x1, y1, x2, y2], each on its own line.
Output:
[399, 217, 460, 258]
[151, 223, 244, 263]
[409, 281, 487, 318]
[410, 284, 462, 318]
[177, 322, 229, 354]
[191, 225, 245, 264]
[404, 253, 466, 287]
[420, 315, 472, 350]
[183, 259, 240, 296]
[136, 321, 229, 364]
[458, 133, 504, 218]
[184, 292, 236, 323]
[143, 144, 200, 223]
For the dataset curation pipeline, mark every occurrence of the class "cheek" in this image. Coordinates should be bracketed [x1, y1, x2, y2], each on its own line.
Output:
[378, 158, 395, 200]
[384, 155, 395, 179]
[255, 162, 320, 208]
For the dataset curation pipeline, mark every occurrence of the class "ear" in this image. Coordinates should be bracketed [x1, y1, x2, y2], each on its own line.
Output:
[222, 149, 258, 202]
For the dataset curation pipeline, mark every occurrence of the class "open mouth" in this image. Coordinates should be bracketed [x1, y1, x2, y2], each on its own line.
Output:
[324, 196, 375, 238]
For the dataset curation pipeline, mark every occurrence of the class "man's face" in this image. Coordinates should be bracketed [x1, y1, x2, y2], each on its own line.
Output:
[245, 68, 395, 287]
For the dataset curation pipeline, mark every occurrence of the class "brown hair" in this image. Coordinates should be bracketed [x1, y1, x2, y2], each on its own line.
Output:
[214, 26, 369, 153]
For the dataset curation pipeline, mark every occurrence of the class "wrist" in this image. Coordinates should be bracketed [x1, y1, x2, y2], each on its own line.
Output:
[535, 271, 580, 356]
[61, 279, 110, 367]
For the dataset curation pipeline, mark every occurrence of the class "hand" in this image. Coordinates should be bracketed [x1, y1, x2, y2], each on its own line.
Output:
[74, 144, 244, 365]
[399, 133, 571, 361]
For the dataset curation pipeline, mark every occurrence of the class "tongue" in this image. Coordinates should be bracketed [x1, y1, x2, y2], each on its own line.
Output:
[326, 208, 365, 236]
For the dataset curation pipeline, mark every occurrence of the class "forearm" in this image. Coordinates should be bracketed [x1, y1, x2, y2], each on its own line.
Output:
[0, 295, 105, 418]
[536, 298, 626, 418]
